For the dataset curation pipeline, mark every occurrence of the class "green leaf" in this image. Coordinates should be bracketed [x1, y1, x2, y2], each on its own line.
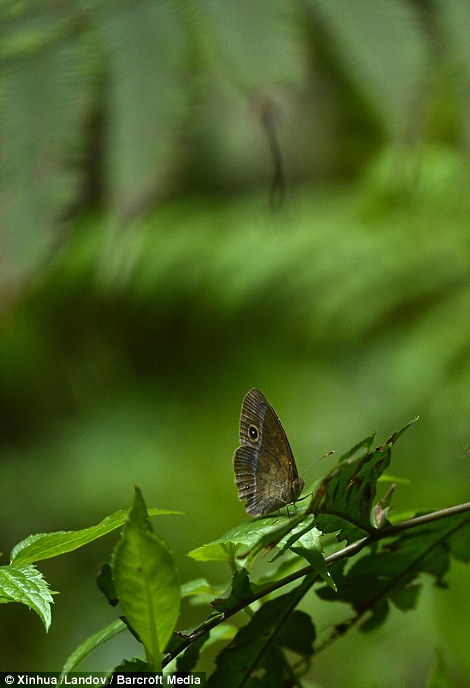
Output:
[378, 473, 411, 484]
[391, 513, 470, 584]
[276, 609, 316, 655]
[0, 563, 53, 630]
[316, 511, 470, 633]
[166, 622, 238, 673]
[290, 528, 337, 591]
[10, 507, 181, 565]
[196, 0, 305, 90]
[112, 658, 152, 672]
[202, 511, 320, 571]
[254, 554, 307, 588]
[263, 514, 316, 560]
[338, 432, 376, 461]
[188, 515, 303, 564]
[360, 598, 389, 633]
[243, 511, 313, 565]
[309, 0, 429, 142]
[0, 8, 91, 299]
[259, 646, 288, 688]
[203, 622, 238, 649]
[61, 619, 126, 674]
[312, 418, 418, 542]
[270, 515, 319, 561]
[112, 488, 180, 669]
[211, 569, 261, 614]
[181, 578, 224, 599]
[96, 562, 118, 607]
[389, 583, 421, 612]
[93, 0, 188, 220]
[208, 576, 315, 687]
[173, 634, 207, 673]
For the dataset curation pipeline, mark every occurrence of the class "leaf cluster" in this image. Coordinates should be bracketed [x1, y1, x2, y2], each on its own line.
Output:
[2, 0, 470, 301]
[1, 419, 469, 685]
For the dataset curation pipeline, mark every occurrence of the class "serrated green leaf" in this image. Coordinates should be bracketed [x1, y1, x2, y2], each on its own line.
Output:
[312, 419, 418, 542]
[338, 432, 376, 462]
[211, 569, 261, 614]
[291, 528, 337, 591]
[392, 512, 470, 583]
[268, 514, 317, 562]
[0, 563, 53, 630]
[244, 511, 312, 565]
[317, 510, 470, 634]
[281, 516, 319, 551]
[188, 515, 303, 564]
[10, 508, 181, 565]
[61, 619, 126, 674]
[314, 514, 365, 544]
[112, 658, 152, 672]
[112, 488, 180, 669]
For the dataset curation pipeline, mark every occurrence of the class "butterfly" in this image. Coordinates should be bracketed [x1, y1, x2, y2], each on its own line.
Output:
[233, 388, 304, 516]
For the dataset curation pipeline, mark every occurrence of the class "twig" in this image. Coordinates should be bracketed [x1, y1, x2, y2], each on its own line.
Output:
[162, 502, 470, 667]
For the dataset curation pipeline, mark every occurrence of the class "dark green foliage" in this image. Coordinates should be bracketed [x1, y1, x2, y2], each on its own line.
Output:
[174, 634, 208, 674]
[311, 418, 418, 541]
[1, 1, 470, 684]
[211, 570, 259, 614]
[1, 424, 468, 684]
[96, 562, 118, 607]
[317, 512, 470, 637]
[208, 579, 315, 688]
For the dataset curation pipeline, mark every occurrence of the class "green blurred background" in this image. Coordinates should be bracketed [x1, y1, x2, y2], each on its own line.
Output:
[1, 1, 469, 685]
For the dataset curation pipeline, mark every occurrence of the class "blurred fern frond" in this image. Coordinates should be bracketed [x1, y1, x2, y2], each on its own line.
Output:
[1, 0, 470, 306]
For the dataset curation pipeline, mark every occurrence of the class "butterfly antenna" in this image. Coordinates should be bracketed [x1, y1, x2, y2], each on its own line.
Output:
[300, 451, 335, 483]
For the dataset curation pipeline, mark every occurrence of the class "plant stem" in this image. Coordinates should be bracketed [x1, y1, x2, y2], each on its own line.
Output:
[162, 501, 470, 667]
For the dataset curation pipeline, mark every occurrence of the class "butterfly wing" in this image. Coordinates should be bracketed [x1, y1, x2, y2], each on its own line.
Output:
[233, 388, 304, 516]
[234, 445, 294, 515]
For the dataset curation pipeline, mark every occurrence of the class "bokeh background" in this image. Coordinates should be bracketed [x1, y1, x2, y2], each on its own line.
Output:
[1, 1, 469, 685]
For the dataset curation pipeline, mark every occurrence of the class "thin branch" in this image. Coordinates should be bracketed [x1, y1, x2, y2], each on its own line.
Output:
[162, 501, 470, 667]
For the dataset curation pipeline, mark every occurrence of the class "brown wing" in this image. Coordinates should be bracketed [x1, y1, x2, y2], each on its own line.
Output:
[240, 389, 297, 473]
[234, 445, 303, 515]
[233, 389, 304, 515]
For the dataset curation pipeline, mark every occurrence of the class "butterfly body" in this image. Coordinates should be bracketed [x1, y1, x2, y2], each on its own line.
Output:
[233, 388, 304, 516]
